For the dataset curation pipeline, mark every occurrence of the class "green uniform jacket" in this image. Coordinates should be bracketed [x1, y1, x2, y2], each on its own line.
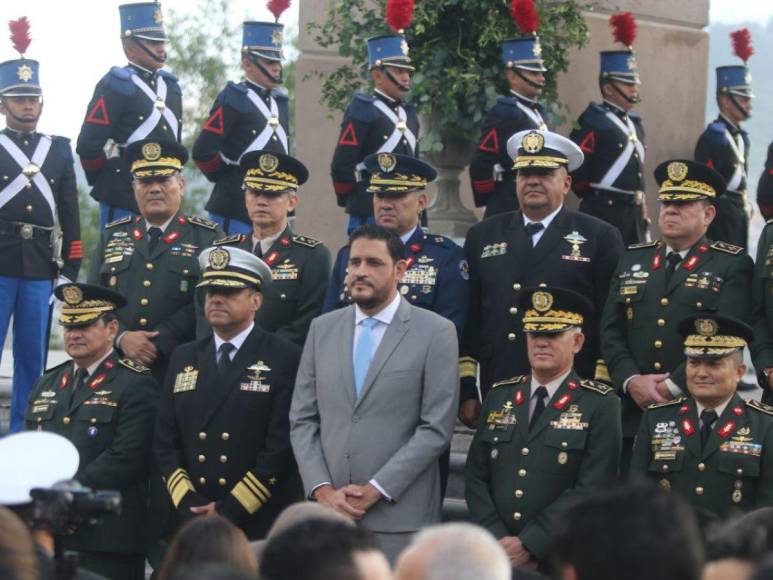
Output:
[465, 372, 621, 562]
[600, 237, 752, 436]
[751, 221, 773, 393]
[88, 213, 224, 378]
[631, 394, 773, 519]
[211, 225, 331, 347]
[23, 352, 157, 554]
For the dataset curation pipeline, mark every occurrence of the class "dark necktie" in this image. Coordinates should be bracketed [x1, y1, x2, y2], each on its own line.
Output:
[148, 227, 163, 254]
[529, 386, 549, 430]
[700, 409, 718, 448]
[217, 343, 236, 377]
[665, 252, 682, 284]
[525, 222, 544, 247]
[68, 367, 88, 407]
[254, 242, 263, 259]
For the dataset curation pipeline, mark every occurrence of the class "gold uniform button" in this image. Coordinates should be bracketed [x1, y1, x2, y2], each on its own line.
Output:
[26, 204, 32, 212]
[140, 298, 149, 306]
[146, 263, 154, 270]
[139, 318, 148, 326]
[198, 455, 206, 463]
[696, 302, 703, 308]
[515, 489, 524, 498]
[513, 512, 522, 521]
[198, 432, 207, 441]
[513, 283, 521, 291]
[218, 478, 227, 486]
[654, 341, 663, 348]
[509, 307, 518, 315]
[518, 469, 527, 477]
[695, 486, 704, 495]
[220, 455, 228, 463]
[737, 468, 744, 476]
[90, 418, 97, 424]
[280, 294, 287, 300]
[221, 432, 230, 441]
[561, 441, 568, 448]
[199, 477, 206, 485]
[657, 319, 665, 327]
[507, 333, 516, 341]
[63, 417, 71, 425]
[654, 362, 662, 370]
[662, 464, 669, 472]
[698, 463, 706, 472]
[521, 447, 529, 456]
[660, 298, 669, 306]
[143, 280, 151, 287]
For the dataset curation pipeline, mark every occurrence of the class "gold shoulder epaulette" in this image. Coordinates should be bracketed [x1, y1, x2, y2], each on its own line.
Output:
[648, 397, 687, 410]
[106, 215, 132, 229]
[293, 234, 322, 248]
[188, 215, 217, 230]
[491, 375, 528, 389]
[627, 240, 659, 250]
[580, 379, 614, 395]
[213, 234, 245, 246]
[747, 399, 773, 416]
[119, 358, 150, 373]
[710, 240, 743, 255]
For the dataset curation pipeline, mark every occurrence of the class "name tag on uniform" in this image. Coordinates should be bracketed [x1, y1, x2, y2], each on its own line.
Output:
[174, 366, 198, 393]
[240, 381, 270, 393]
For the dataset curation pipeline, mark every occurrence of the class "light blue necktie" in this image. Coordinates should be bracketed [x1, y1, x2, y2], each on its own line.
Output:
[354, 318, 379, 397]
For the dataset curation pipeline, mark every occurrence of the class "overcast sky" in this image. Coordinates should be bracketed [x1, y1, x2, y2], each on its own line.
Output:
[0, 0, 769, 140]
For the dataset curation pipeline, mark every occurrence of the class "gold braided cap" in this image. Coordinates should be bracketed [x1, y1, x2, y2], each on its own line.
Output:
[522, 309, 584, 333]
[513, 156, 569, 170]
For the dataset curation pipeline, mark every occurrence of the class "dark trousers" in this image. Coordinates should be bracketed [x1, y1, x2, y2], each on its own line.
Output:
[579, 193, 646, 246]
[76, 551, 145, 580]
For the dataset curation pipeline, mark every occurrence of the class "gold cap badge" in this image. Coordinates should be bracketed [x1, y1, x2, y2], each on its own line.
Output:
[522, 131, 545, 154]
[532, 291, 554, 313]
[208, 248, 230, 271]
[695, 318, 718, 337]
[62, 285, 84, 305]
[378, 153, 397, 173]
[667, 161, 688, 182]
[259, 154, 279, 173]
[142, 142, 162, 161]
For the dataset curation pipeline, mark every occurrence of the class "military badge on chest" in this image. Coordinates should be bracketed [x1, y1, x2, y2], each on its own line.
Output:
[561, 232, 591, 263]
[486, 400, 517, 431]
[650, 420, 684, 460]
[550, 405, 588, 431]
[720, 425, 761, 457]
[272, 261, 299, 281]
[241, 361, 271, 393]
[174, 366, 198, 393]
[480, 242, 507, 259]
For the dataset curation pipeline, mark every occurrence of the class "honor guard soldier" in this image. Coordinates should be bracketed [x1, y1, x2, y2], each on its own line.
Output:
[694, 29, 755, 249]
[77, 2, 182, 229]
[324, 153, 468, 335]
[193, 13, 291, 235]
[752, 220, 773, 405]
[569, 12, 647, 246]
[601, 160, 753, 470]
[468, 0, 550, 218]
[0, 19, 82, 433]
[465, 287, 621, 571]
[24, 283, 158, 580]
[88, 139, 223, 382]
[331, 3, 419, 235]
[459, 130, 623, 429]
[154, 246, 302, 540]
[210, 151, 330, 347]
[631, 314, 773, 519]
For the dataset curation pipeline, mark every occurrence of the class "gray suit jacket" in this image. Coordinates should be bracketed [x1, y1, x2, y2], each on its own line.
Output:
[290, 297, 459, 532]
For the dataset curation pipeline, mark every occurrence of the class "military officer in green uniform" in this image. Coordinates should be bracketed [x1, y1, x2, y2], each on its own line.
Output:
[210, 151, 330, 347]
[752, 220, 773, 405]
[465, 286, 621, 571]
[88, 139, 224, 382]
[23, 283, 157, 580]
[154, 246, 302, 540]
[631, 314, 773, 519]
[600, 160, 753, 469]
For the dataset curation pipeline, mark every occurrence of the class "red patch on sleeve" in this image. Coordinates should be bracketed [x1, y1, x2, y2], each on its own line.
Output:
[578, 131, 595, 154]
[80, 153, 106, 172]
[195, 155, 223, 174]
[338, 122, 359, 146]
[333, 182, 354, 195]
[86, 96, 110, 126]
[472, 179, 495, 195]
[705, 159, 714, 169]
[68, 241, 83, 260]
[202, 107, 225, 135]
[478, 128, 499, 153]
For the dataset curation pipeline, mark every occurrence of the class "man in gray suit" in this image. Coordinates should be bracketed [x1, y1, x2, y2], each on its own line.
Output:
[290, 223, 460, 563]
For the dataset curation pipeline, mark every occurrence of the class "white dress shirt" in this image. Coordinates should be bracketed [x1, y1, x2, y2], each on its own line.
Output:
[523, 205, 562, 247]
[144, 215, 175, 233]
[400, 226, 418, 245]
[75, 348, 116, 377]
[696, 398, 731, 427]
[529, 370, 572, 420]
[253, 230, 283, 257]
[213, 322, 255, 363]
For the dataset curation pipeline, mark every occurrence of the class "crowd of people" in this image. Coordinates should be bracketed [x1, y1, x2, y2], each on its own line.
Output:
[2, 0, 773, 579]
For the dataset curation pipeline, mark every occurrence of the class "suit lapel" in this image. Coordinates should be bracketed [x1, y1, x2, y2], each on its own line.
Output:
[530, 207, 567, 266]
[338, 307, 357, 407]
[527, 372, 578, 441]
[193, 337, 218, 428]
[355, 298, 411, 408]
[67, 353, 118, 414]
[666, 238, 711, 295]
[131, 219, 150, 260]
[679, 399, 703, 459]
[262, 225, 293, 267]
[701, 393, 746, 460]
[514, 381, 530, 441]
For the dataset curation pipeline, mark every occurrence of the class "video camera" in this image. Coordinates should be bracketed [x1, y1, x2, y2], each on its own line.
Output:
[29, 480, 121, 535]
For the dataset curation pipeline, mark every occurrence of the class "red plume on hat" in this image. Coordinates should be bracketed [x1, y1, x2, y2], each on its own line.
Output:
[509, 0, 539, 36]
[730, 28, 753, 63]
[386, 0, 414, 34]
[609, 11, 636, 49]
[266, 0, 290, 22]
[9, 17, 31, 57]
